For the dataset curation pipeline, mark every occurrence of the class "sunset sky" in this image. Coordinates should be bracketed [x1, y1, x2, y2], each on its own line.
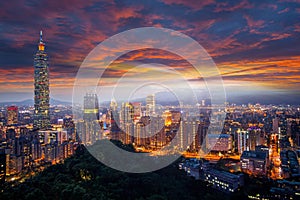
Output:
[0, 0, 299, 104]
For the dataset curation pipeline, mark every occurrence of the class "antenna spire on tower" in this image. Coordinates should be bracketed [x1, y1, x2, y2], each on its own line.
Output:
[38, 30, 45, 51]
[40, 30, 43, 42]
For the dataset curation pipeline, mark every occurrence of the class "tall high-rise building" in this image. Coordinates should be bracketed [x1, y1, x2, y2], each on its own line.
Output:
[82, 93, 100, 145]
[0, 148, 7, 184]
[110, 97, 118, 111]
[120, 102, 134, 125]
[83, 93, 99, 121]
[33, 31, 50, 130]
[272, 117, 279, 134]
[146, 94, 155, 116]
[120, 102, 134, 144]
[248, 127, 264, 151]
[290, 120, 300, 146]
[6, 106, 18, 125]
[109, 98, 121, 137]
[132, 102, 142, 121]
[134, 116, 150, 146]
[237, 130, 249, 154]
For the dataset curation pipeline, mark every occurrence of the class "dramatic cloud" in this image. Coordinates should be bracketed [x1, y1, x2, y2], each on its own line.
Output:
[0, 0, 299, 103]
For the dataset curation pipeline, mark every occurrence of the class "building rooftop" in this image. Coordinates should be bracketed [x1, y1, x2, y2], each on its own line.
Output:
[207, 134, 231, 139]
[206, 168, 243, 179]
[241, 150, 267, 160]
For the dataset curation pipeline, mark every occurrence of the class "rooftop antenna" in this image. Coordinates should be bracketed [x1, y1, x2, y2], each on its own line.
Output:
[40, 30, 43, 42]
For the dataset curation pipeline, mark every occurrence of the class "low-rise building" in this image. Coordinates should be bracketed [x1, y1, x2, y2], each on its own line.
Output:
[240, 150, 268, 176]
[179, 159, 244, 193]
[203, 167, 244, 193]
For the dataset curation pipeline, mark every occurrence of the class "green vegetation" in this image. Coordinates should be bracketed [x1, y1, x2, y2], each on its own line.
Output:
[0, 141, 246, 200]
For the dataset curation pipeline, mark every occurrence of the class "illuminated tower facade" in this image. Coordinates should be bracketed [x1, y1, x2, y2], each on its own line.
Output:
[33, 31, 50, 130]
[146, 94, 155, 116]
[7, 106, 18, 125]
[83, 93, 99, 121]
[82, 93, 99, 145]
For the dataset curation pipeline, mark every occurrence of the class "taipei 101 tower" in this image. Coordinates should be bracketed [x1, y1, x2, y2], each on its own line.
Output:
[33, 31, 50, 130]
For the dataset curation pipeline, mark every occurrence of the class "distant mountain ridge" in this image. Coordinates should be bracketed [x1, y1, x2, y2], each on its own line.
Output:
[2, 91, 299, 107]
[0, 99, 72, 106]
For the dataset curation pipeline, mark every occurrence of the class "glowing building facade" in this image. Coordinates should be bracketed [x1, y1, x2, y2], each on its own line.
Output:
[7, 106, 18, 125]
[33, 31, 50, 130]
[146, 94, 155, 116]
[82, 93, 100, 145]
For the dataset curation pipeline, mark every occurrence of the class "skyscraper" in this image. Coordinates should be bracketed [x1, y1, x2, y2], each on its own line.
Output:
[82, 93, 99, 145]
[132, 102, 142, 121]
[6, 106, 18, 125]
[146, 94, 155, 116]
[0, 148, 7, 185]
[237, 130, 249, 154]
[120, 102, 134, 144]
[33, 31, 50, 130]
[83, 93, 99, 121]
[108, 98, 121, 137]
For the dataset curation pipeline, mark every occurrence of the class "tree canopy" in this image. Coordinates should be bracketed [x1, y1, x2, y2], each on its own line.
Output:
[0, 141, 246, 200]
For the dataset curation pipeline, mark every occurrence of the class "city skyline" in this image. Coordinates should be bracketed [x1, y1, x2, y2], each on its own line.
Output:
[1, 1, 300, 199]
[0, 35, 300, 200]
[0, 0, 299, 104]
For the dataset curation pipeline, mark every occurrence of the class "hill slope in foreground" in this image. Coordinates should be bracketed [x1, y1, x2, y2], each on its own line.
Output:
[0, 141, 245, 200]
